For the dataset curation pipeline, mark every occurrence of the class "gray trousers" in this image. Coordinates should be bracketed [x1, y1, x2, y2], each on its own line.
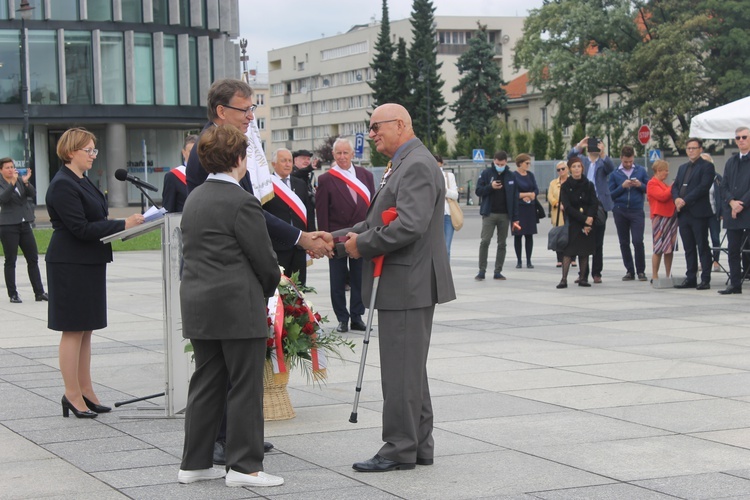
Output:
[478, 212, 509, 273]
[377, 305, 435, 463]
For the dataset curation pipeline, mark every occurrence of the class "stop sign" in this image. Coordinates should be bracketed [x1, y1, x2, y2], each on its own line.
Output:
[638, 125, 651, 145]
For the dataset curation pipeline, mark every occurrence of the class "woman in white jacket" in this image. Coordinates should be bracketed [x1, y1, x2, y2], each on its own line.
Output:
[436, 155, 459, 259]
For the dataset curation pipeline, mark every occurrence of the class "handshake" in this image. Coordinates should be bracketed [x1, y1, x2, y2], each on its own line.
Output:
[298, 231, 337, 259]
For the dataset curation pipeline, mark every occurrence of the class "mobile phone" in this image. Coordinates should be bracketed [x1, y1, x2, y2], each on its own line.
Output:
[16, 168, 27, 176]
[587, 137, 600, 152]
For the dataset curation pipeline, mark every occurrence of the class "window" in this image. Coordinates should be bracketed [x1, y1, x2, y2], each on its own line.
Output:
[188, 36, 198, 105]
[64, 31, 92, 104]
[100, 32, 125, 104]
[347, 95, 364, 109]
[27, 0, 45, 20]
[178, 0, 190, 26]
[524, 118, 530, 132]
[331, 98, 341, 111]
[318, 100, 328, 113]
[87, 0, 112, 21]
[0, 30, 19, 104]
[320, 41, 368, 61]
[297, 61, 305, 71]
[163, 35, 178, 105]
[541, 107, 548, 130]
[121, 0, 142, 22]
[256, 118, 266, 130]
[0, 2, 6, 19]
[270, 83, 284, 96]
[272, 130, 288, 142]
[153, 0, 169, 24]
[255, 93, 265, 106]
[134, 33, 154, 104]
[298, 102, 311, 115]
[50, 0, 78, 20]
[29, 31, 60, 104]
[293, 128, 309, 140]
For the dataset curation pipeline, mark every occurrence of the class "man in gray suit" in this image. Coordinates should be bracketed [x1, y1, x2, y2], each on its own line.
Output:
[341, 103, 456, 472]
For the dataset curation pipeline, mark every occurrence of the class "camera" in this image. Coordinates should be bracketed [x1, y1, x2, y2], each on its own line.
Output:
[587, 137, 600, 153]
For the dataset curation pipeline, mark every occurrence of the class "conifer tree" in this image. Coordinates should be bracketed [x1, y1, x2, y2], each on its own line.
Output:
[368, 0, 396, 107]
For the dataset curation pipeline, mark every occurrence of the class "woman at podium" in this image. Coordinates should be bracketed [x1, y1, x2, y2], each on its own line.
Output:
[177, 125, 283, 487]
[46, 128, 144, 419]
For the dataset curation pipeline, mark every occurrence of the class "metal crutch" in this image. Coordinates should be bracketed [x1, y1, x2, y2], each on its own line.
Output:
[349, 207, 398, 423]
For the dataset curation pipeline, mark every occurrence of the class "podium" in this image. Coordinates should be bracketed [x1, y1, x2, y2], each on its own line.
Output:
[101, 214, 192, 417]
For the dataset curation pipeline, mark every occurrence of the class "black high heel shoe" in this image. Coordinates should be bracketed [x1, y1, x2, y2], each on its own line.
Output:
[83, 395, 111, 413]
[61, 395, 97, 418]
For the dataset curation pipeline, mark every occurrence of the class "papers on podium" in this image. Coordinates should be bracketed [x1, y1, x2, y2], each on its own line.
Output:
[144, 205, 168, 222]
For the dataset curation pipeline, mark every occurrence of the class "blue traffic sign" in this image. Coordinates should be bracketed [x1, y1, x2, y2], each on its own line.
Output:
[649, 149, 662, 162]
[472, 149, 485, 163]
[355, 133, 365, 158]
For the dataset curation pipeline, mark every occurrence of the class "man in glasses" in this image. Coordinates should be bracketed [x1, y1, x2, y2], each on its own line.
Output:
[183, 78, 333, 469]
[340, 103, 455, 472]
[672, 138, 715, 290]
[718, 127, 750, 294]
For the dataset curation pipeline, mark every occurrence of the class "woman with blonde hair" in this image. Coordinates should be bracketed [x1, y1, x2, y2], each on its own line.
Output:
[548, 161, 568, 267]
[46, 128, 144, 418]
[646, 159, 678, 281]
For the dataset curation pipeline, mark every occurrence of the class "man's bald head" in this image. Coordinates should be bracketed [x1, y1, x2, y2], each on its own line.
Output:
[368, 103, 416, 158]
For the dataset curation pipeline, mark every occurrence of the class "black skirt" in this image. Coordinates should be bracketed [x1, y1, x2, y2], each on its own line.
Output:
[47, 262, 108, 331]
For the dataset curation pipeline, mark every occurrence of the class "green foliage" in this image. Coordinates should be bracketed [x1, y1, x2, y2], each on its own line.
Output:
[407, 0, 446, 148]
[531, 129, 549, 160]
[549, 124, 565, 160]
[571, 123, 585, 148]
[368, 139, 390, 167]
[498, 127, 513, 156]
[392, 38, 412, 107]
[368, 0, 397, 108]
[0, 228, 161, 256]
[513, 130, 530, 155]
[434, 134, 449, 158]
[449, 23, 507, 138]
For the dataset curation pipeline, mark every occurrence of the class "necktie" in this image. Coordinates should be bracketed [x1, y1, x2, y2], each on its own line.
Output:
[283, 177, 290, 187]
[379, 161, 392, 188]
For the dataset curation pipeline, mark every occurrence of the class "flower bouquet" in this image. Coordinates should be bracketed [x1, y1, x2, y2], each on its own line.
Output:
[266, 271, 355, 384]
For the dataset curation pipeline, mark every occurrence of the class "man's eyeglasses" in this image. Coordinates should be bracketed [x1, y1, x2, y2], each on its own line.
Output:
[556, 167, 566, 172]
[80, 148, 98, 156]
[222, 104, 257, 115]
[736, 135, 749, 141]
[686, 147, 701, 151]
[368, 119, 398, 133]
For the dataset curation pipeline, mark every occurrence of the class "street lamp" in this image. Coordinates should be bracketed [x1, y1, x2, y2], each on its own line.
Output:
[17, 0, 34, 169]
[417, 59, 431, 150]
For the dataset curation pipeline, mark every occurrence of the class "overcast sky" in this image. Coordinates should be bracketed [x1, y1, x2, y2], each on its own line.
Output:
[237, 0, 545, 74]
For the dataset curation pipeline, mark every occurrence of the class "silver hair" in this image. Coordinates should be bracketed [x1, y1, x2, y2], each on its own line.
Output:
[272, 148, 291, 163]
[332, 137, 354, 151]
[736, 126, 750, 135]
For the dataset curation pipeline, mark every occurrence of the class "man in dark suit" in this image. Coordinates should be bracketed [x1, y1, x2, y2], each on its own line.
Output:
[340, 103, 455, 472]
[718, 127, 750, 294]
[315, 138, 374, 333]
[161, 135, 197, 213]
[263, 148, 315, 284]
[0, 160, 46, 303]
[672, 138, 716, 290]
[291, 149, 315, 203]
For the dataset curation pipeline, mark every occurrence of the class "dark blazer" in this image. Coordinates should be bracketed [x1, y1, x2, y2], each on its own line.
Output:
[568, 148, 616, 210]
[671, 157, 715, 218]
[263, 175, 316, 252]
[720, 154, 750, 230]
[336, 138, 455, 310]
[315, 166, 375, 232]
[161, 169, 187, 213]
[45, 166, 125, 264]
[0, 176, 35, 225]
[180, 179, 280, 340]
[475, 166, 520, 221]
[185, 122, 299, 249]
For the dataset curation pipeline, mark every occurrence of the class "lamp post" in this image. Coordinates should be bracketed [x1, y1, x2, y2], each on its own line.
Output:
[239, 38, 249, 83]
[17, 0, 34, 169]
[417, 59, 431, 150]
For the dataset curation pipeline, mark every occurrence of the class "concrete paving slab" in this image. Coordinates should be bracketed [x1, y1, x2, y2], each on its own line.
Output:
[531, 483, 679, 499]
[562, 359, 745, 382]
[641, 372, 750, 398]
[631, 472, 750, 499]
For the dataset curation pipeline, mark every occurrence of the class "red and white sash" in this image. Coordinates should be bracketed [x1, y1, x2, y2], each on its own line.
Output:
[271, 176, 307, 226]
[171, 165, 187, 185]
[328, 165, 371, 206]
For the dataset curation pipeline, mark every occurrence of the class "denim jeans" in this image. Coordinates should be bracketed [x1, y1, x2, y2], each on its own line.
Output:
[443, 214, 454, 259]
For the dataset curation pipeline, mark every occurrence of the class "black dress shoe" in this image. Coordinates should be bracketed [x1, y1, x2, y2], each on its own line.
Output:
[718, 286, 742, 295]
[9, 293, 21, 303]
[335, 321, 348, 333]
[416, 457, 433, 465]
[61, 395, 97, 418]
[264, 441, 274, 453]
[82, 395, 111, 413]
[673, 279, 697, 289]
[35, 292, 48, 302]
[696, 281, 711, 290]
[350, 320, 366, 331]
[353, 454, 415, 472]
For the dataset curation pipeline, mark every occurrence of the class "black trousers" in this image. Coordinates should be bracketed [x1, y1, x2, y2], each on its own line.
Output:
[0, 221, 44, 297]
[726, 229, 750, 288]
[329, 255, 364, 323]
[580, 213, 607, 280]
[678, 213, 712, 284]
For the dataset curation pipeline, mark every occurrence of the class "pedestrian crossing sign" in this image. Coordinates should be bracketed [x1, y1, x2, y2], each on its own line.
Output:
[472, 149, 485, 163]
[649, 149, 662, 162]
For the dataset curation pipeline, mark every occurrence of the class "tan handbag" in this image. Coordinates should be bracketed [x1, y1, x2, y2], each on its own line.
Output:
[444, 172, 463, 231]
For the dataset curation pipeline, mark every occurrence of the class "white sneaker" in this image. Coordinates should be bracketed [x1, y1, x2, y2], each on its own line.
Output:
[177, 467, 227, 484]
[225, 469, 284, 487]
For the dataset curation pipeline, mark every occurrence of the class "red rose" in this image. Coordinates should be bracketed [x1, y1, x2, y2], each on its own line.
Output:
[302, 322, 315, 335]
[266, 338, 274, 347]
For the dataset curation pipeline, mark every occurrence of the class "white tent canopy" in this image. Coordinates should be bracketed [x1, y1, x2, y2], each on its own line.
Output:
[689, 96, 750, 139]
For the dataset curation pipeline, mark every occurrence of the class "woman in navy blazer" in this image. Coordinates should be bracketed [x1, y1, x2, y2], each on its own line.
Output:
[46, 128, 144, 419]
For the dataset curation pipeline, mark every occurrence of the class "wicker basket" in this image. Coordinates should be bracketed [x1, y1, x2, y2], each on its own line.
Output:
[263, 360, 295, 421]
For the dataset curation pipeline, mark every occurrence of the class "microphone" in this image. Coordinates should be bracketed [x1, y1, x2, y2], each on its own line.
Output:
[115, 169, 158, 192]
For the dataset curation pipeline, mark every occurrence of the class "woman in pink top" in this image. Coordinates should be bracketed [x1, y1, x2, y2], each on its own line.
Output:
[646, 160, 678, 281]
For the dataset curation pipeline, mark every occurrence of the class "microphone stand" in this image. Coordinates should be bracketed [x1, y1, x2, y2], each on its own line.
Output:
[130, 181, 161, 211]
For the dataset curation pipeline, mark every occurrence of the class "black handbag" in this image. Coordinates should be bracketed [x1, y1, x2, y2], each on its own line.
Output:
[547, 203, 568, 252]
[535, 199, 546, 221]
[594, 203, 607, 226]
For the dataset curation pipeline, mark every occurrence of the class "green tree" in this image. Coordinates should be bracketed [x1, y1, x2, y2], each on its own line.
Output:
[449, 23, 507, 138]
[407, 0, 446, 149]
[368, 0, 397, 107]
[316, 135, 339, 164]
[702, 0, 750, 105]
[571, 123, 585, 148]
[434, 134, 449, 158]
[498, 126, 513, 156]
[531, 129, 549, 160]
[368, 139, 390, 167]
[549, 123, 565, 160]
[392, 38, 412, 106]
[514, 130, 530, 156]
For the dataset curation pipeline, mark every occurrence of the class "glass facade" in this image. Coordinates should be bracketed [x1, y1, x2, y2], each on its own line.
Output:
[100, 32, 125, 104]
[163, 34, 178, 105]
[134, 33, 154, 105]
[153, 0, 169, 25]
[27, 0, 45, 21]
[64, 31, 93, 104]
[87, 0, 113, 21]
[0, 30, 19, 104]
[50, 0, 79, 21]
[178, 0, 190, 27]
[29, 30, 59, 104]
[189, 36, 198, 105]
[121, 0, 142, 23]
